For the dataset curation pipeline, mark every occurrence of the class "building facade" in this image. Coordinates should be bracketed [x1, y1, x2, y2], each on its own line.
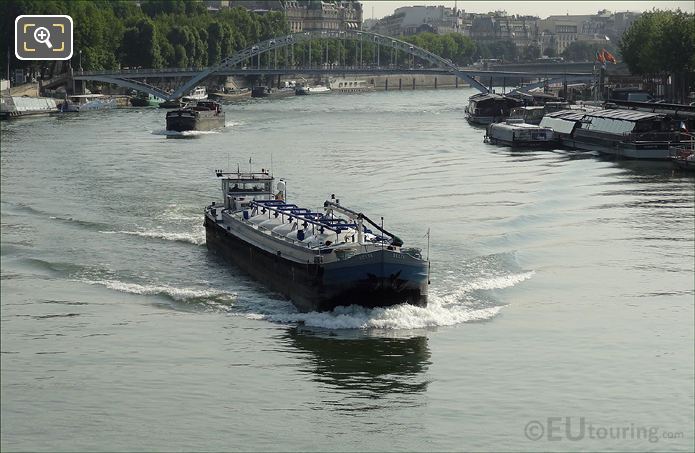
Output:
[233, 1, 362, 33]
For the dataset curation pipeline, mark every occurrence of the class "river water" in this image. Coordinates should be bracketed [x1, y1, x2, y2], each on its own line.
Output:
[1, 88, 693, 451]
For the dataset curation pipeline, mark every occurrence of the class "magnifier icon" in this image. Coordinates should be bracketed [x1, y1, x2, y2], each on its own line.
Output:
[33, 27, 53, 49]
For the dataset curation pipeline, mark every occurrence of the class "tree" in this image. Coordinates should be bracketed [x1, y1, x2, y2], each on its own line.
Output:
[620, 9, 695, 101]
[121, 17, 163, 68]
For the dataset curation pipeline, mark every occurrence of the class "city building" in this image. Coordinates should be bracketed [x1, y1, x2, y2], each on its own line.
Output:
[233, 1, 362, 32]
[370, 5, 462, 36]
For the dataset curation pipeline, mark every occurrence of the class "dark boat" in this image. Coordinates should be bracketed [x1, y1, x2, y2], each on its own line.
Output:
[159, 99, 183, 109]
[251, 85, 296, 99]
[165, 100, 225, 132]
[204, 170, 429, 312]
[465, 93, 523, 125]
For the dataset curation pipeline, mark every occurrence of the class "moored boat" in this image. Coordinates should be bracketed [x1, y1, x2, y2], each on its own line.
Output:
[165, 100, 225, 132]
[295, 84, 331, 95]
[204, 170, 429, 312]
[569, 109, 693, 160]
[465, 93, 523, 125]
[329, 78, 374, 94]
[251, 85, 295, 99]
[485, 118, 557, 148]
[670, 145, 695, 171]
[130, 92, 162, 107]
[58, 94, 117, 112]
[182, 86, 208, 102]
[0, 94, 57, 120]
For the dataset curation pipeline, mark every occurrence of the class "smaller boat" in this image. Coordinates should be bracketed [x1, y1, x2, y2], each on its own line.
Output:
[485, 118, 557, 148]
[209, 88, 251, 101]
[670, 146, 695, 171]
[165, 100, 225, 132]
[295, 84, 331, 95]
[182, 86, 208, 102]
[159, 99, 183, 109]
[465, 93, 523, 125]
[329, 78, 374, 94]
[251, 86, 296, 99]
[130, 92, 161, 107]
[58, 94, 117, 112]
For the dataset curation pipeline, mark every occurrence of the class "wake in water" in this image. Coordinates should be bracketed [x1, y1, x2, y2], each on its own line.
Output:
[79, 269, 534, 330]
[151, 129, 220, 138]
[100, 228, 205, 246]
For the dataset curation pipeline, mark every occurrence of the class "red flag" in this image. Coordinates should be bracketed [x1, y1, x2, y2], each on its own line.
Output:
[602, 49, 617, 64]
[596, 50, 605, 64]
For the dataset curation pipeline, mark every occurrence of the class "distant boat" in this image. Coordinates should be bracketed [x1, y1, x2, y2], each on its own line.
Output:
[328, 78, 374, 93]
[165, 100, 225, 132]
[0, 95, 57, 120]
[182, 86, 208, 102]
[485, 118, 557, 148]
[670, 146, 695, 171]
[465, 93, 522, 125]
[295, 84, 331, 95]
[251, 86, 295, 99]
[209, 88, 251, 101]
[130, 93, 162, 107]
[58, 94, 117, 112]
[158, 99, 184, 109]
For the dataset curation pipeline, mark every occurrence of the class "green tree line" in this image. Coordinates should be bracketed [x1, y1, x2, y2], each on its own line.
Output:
[1, 0, 289, 74]
[619, 9, 694, 102]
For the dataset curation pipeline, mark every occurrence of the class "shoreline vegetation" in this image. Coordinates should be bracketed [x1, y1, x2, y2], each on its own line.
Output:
[1, 1, 692, 101]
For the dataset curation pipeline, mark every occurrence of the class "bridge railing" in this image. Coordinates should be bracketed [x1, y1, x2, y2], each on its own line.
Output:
[78, 67, 210, 76]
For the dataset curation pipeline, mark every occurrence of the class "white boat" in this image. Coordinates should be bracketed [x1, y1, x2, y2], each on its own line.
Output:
[182, 86, 208, 102]
[328, 78, 373, 93]
[295, 85, 331, 95]
[485, 118, 556, 148]
[58, 94, 117, 112]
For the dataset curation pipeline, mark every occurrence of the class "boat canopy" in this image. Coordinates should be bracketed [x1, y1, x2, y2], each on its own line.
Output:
[580, 109, 665, 135]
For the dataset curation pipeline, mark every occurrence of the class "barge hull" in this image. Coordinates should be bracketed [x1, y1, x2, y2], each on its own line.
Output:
[166, 116, 225, 132]
[204, 216, 428, 312]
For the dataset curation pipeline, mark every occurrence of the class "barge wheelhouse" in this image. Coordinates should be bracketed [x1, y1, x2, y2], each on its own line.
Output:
[204, 170, 429, 312]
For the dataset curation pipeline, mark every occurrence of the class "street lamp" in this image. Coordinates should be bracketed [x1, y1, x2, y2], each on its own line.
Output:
[78, 49, 82, 72]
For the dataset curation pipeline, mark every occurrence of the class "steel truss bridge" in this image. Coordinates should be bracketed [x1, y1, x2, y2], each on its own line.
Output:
[53, 30, 592, 101]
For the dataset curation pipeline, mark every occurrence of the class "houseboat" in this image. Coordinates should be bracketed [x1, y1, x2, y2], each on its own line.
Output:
[568, 109, 691, 160]
[485, 118, 557, 148]
[465, 93, 523, 125]
[204, 170, 429, 312]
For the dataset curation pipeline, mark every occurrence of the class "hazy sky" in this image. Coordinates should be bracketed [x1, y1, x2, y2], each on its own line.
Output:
[363, 1, 695, 20]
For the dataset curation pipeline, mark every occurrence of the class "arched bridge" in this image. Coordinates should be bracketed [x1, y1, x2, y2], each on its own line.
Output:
[68, 30, 593, 101]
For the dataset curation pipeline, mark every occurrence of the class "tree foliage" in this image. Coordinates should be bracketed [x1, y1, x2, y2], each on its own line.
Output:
[0, 0, 289, 73]
[619, 9, 695, 75]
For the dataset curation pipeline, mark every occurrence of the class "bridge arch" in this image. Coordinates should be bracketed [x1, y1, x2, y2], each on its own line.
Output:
[169, 29, 489, 99]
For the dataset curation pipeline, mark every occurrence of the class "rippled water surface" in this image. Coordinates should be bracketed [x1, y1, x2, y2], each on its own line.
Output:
[1, 89, 693, 451]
